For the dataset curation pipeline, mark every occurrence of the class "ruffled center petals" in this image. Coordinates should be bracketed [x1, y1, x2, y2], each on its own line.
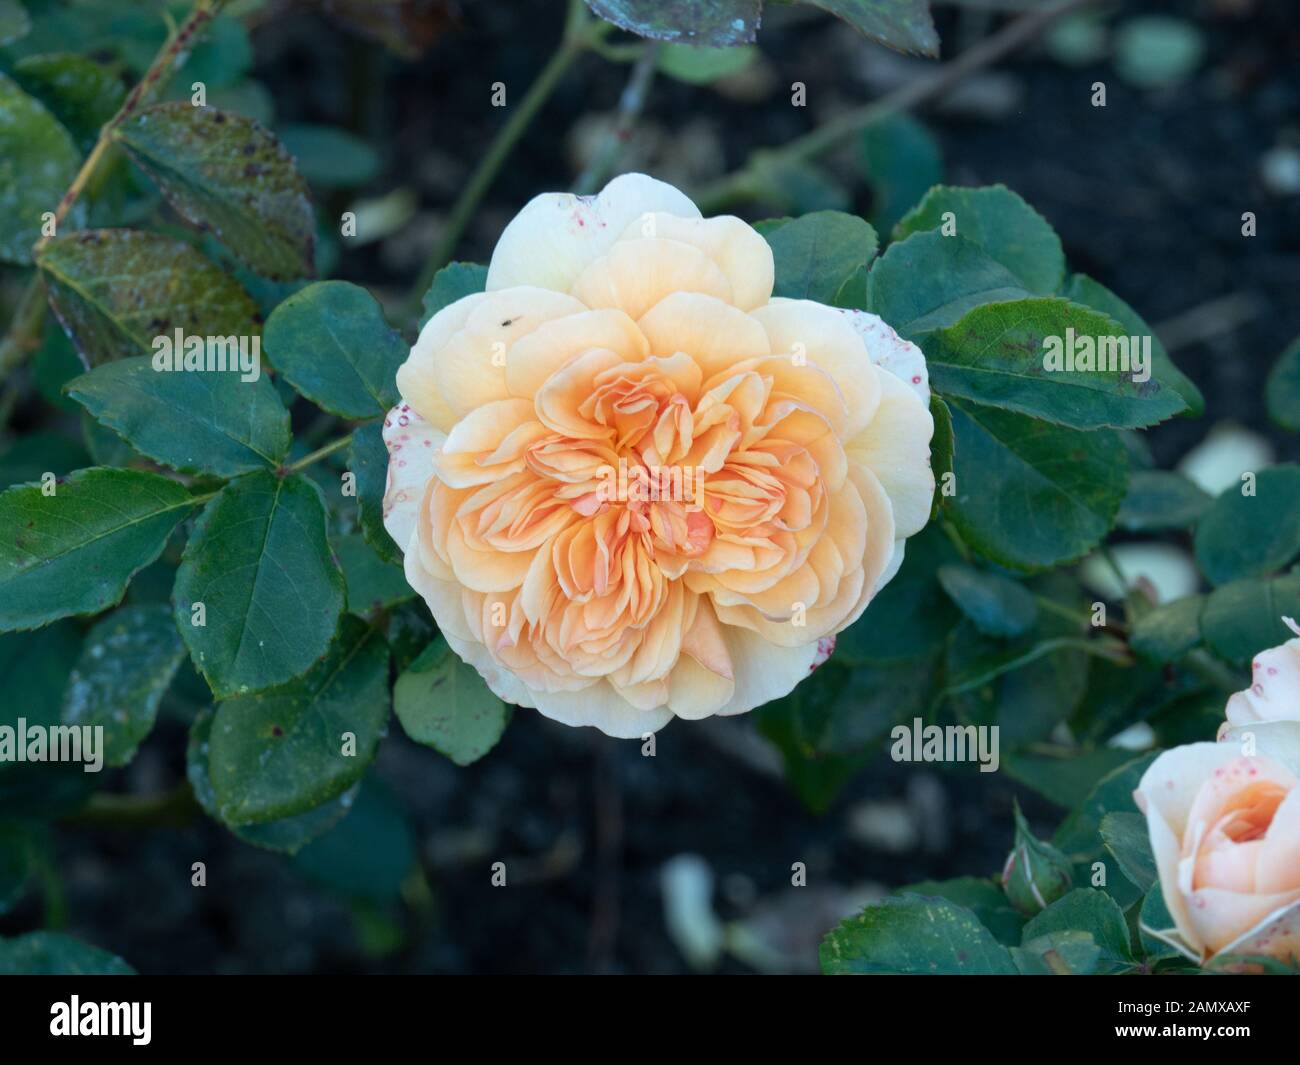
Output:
[433, 398, 547, 488]
[430, 287, 587, 419]
[638, 292, 771, 380]
[504, 308, 648, 399]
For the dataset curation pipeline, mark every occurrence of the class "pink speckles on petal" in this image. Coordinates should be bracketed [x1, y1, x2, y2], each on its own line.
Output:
[810, 635, 836, 671]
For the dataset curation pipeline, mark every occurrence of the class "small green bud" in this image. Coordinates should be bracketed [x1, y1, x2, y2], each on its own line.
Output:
[1001, 801, 1074, 915]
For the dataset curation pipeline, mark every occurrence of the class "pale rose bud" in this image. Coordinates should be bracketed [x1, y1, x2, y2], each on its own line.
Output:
[1135, 720, 1300, 967]
[381, 174, 935, 737]
[1222, 616, 1300, 730]
[1001, 803, 1074, 915]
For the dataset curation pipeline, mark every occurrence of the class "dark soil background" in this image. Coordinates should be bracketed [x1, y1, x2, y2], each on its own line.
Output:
[4, 0, 1298, 974]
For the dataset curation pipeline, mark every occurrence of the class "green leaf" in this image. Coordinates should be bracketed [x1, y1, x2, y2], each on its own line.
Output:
[1062, 273, 1203, 417]
[37, 229, 262, 368]
[925, 299, 1185, 430]
[943, 620, 1109, 699]
[895, 185, 1065, 294]
[0, 468, 193, 632]
[0, 1, 30, 46]
[394, 636, 510, 766]
[936, 564, 1037, 637]
[821, 895, 1018, 974]
[1138, 883, 1190, 962]
[1100, 810, 1157, 893]
[292, 781, 414, 905]
[838, 522, 960, 662]
[0, 623, 97, 818]
[61, 603, 185, 767]
[0, 932, 134, 975]
[1200, 573, 1300, 665]
[81, 411, 138, 468]
[13, 53, 124, 151]
[1012, 930, 1103, 974]
[208, 616, 390, 825]
[1116, 469, 1210, 531]
[335, 532, 413, 618]
[762, 210, 878, 307]
[1114, 16, 1205, 89]
[0, 622, 78, 733]
[173, 470, 345, 698]
[657, 43, 757, 84]
[419, 261, 487, 329]
[944, 399, 1128, 571]
[928, 393, 953, 519]
[1194, 465, 1300, 586]
[1022, 888, 1134, 969]
[0, 72, 83, 264]
[277, 123, 379, 188]
[798, 655, 938, 758]
[897, 877, 1024, 945]
[859, 113, 942, 235]
[751, 159, 851, 215]
[66, 355, 290, 476]
[866, 231, 1029, 340]
[1267, 334, 1300, 431]
[803, 0, 937, 55]
[114, 103, 314, 280]
[0, 430, 87, 487]
[583, 0, 760, 46]
[755, 661, 865, 811]
[1010, 747, 1149, 814]
[1054, 751, 1158, 856]
[1130, 595, 1203, 664]
[349, 420, 401, 565]
[263, 281, 405, 418]
[187, 708, 356, 854]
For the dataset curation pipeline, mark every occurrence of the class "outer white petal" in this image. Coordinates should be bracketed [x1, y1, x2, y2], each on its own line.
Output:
[710, 625, 820, 718]
[846, 369, 935, 540]
[397, 292, 486, 431]
[382, 402, 443, 553]
[1225, 623, 1300, 727]
[838, 308, 930, 404]
[485, 173, 700, 294]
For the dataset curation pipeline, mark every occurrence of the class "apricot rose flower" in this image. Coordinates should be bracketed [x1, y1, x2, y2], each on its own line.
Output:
[1136, 721, 1300, 965]
[383, 174, 935, 737]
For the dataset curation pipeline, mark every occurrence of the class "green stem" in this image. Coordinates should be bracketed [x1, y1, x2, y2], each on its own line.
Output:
[0, 0, 230, 379]
[285, 432, 353, 473]
[36, 0, 230, 254]
[693, 0, 1096, 213]
[1184, 649, 1244, 694]
[573, 41, 659, 196]
[403, 0, 609, 318]
[62, 784, 201, 830]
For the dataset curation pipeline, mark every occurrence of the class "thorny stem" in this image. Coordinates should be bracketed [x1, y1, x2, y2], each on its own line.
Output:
[572, 41, 660, 196]
[403, 0, 612, 319]
[285, 432, 354, 474]
[0, 0, 230, 381]
[693, 0, 1098, 213]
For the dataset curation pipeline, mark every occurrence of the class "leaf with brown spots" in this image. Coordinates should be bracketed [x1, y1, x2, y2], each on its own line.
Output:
[114, 103, 314, 280]
[37, 229, 262, 368]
